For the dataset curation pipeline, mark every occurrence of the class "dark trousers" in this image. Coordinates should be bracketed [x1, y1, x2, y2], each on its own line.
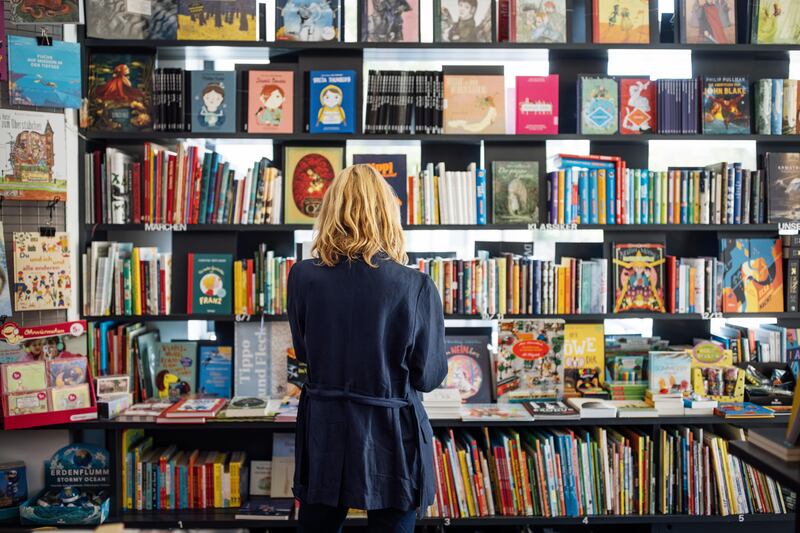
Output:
[297, 502, 416, 533]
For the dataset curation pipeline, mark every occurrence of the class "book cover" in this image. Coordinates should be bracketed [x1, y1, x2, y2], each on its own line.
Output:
[592, 0, 650, 43]
[48, 357, 88, 387]
[522, 400, 579, 418]
[85, 0, 176, 39]
[491, 160, 539, 224]
[680, 0, 735, 43]
[2, 361, 46, 393]
[283, 146, 343, 224]
[49, 383, 92, 411]
[443, 73, 505, 134]
[177, 0, 256, 40]
[246, 69, 294, 134]
[495, 319, 565, 401]
[579, 76, 619, 134]
[435, 0, 494, 42]
[188, 253, 233, 314]
[197, 345, 233, 398]
[87, 52, 155, 132]
[512, 0, 567, 42]
[190, 71, 236, 133]
[766, 152, 800, 222]
[619, 78, 655, 134]
[612, 242, 666, 313]
[6, 390, 48, 416]
[361, 0, 419, 42]
[8, 0, 80, 23]
[442, 334, 492, 403]
[164, 396, 225, 417]
[153, 341, 198, 397]
[563, 323, 605, 396]
[276, 0, 340, 41]
[702, 77, 750, 134]
[0, 223, 12, 318]
[309, 70, 356, 134]
[8, 36, 81, 109]
[515, 75, 559, 134]
[460, 403, 533, 420]
[352, 154, 408, 224]
[714, 401, 775, 418]
[720, 238, 784, 313]
[12, 232, 72, 311]
[270, 433, 295, 497]
[648, 351, 692, 396]
[249, 461, 272, 496]
[233, 322, 290, 398]
[754, 0, 800, 44]
[0, 110, 67, 201]
[236, 497, 292, 520]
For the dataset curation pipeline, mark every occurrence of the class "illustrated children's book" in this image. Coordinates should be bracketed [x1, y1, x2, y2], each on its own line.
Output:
[48, 357, 88, 387]
[197, 345, 233, 398]
[8, 0, 81, 24]
[309, 70, 356, 134]
[648, 351, 692, 396]
[714, 401, 775, 418]
[276, 0, 341, 41]
[163, 396, 226, 417]
[491, 160, 539, 224]
[352, 154, 408, 223]
[592, 0, 650, 43]
[495, 319, 565, 401]
[612, 242, 666, 313]
[442, 334, 492, 403]
[460, 403, 533, 421]
[766, 152, 800, 223]
[50, 383, 92, 411]
[190, 71, 236, 133]
[283, 146, 343, 224]
[2, 361, 47, 393]
[87, 52, 155, 132]
[8, 36, 81, 109]
[246, 69, 294, 134]
[443, 68, 506, 134]
[619, 77, 656, 134]
[12, 232, 72, 312]
[435, 0, 494, 42]
[361, 0, 419, 42]
[720, 238, 784, 313]
[85, 0, 177, 39]
[187, 253, 233, 314]
[511, 0, 567, 42]
[753, 0, 800, 44]
[150, 341, 198, 398]
[233, 322, 290, 398]
[702, 77, 750, 134]
[515, 75, 559, 134]
[579, 75, 619, 134]
[563, 323, 605, 397]
[177, 0, 257, 40]
[680, 0, 735, 44]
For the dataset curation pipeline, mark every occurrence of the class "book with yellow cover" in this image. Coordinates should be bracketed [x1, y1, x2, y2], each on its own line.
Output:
[592, 0, 651, 44]
[563, 324, 605, 397]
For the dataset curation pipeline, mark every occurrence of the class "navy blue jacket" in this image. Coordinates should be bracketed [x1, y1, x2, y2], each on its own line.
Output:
[287, 255, 447, 512]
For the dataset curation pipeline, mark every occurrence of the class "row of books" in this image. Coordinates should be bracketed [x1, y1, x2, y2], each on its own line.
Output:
[365, 70, 443, 135]
[714, 321, 800, 365]
[232, 247, 295, 316]
[409, 163, 487, 225]
[153, 68, 187, 132]
[754, 79, 800, 135]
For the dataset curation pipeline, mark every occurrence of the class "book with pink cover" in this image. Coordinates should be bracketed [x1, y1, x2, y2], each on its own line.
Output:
[443, 67, 506, 135]
[515, 75, 559, 134]
[246, 70, 294, 134]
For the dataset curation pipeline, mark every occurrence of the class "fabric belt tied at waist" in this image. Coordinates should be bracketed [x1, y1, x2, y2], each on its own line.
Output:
[304, 383, 410, 408]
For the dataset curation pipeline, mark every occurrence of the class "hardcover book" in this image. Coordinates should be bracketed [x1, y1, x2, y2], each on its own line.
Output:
[563, 324, 605, 396]
[233, 322, 291, 398]
[12, 232, 72, 311]
[443, 70, 506, 134]
[235, 497, 292, 520]
[352, 154, 408, 223]
[648, 351, 692, 396]
[579, 76, 619, 134]
[8, 0, 80, 23]
[8, 36, 81, 109]
[163, 396, 225, 417]
[190, 71, 236, 133]
[702, 77, 750, 134]
[491, 160, 539, 224]
[151, 341, 198, 397]
[177, 0, 256, 40]
[714, 401, 775, 418]
[460, 403, 533, 420]
[619, 78, 655, 134]
[361, 0, 419, 42]
[495, 319, 565, 401]
[515, 75, 559, 134]
[766, 152, 800, 222]
[511, 0, 567, 42]
[592, 0, 650, 43]
[2, 361, 47, 393]
[49, 383, 92, 411]
[87, 52, 155, 132]
[680, 0, 735, 44]
[435, 0, 494, 42]
[197, 345, 233, 398]
[187, 253, 233, 314]
[522, 400, 580, 419]
[283, 146, 343, 224]
[48, 357, 88, 387]
[225, 396, 274, 417]
[720, 238, 784, 313]
[754, 0, 800, 44]
[309, 70, 356, 134]
[276, 0, 340, 41]
[246, 69, 294, 134]
[442, 334, 492, 403]
[85, 0, 177, 39]
[612, 242, 666, 313]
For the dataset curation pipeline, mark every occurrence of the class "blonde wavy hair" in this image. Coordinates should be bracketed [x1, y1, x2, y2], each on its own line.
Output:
[312, 164, 407, 267]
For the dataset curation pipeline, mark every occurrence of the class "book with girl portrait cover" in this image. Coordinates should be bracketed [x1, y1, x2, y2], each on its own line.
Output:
[190, 71, 236, 133]
[308, 70, 356, 134]
[243, 67, 295, 134]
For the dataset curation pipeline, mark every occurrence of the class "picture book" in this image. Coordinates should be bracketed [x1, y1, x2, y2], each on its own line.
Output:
[0, 223, 12, 318]
[0, 110, 67, 201]
[6, 390, 48, 416]
[2, 361, 46, 393]
[163, 396, 225, 417]
[309, 70, 356, 134]
[8, 36, 81, 109]
[435, 0, 494, 42]
[352, 154, 408, 223]
[151, 341, 198, 397]
[49, 383, 92, 411]
[12, 232, 72, 312]
[0, 9, 6, 82]
[87, 52, 155, 132]
[714, 401, 775, 418]
[648, 351, 692, 396]
[511, 0, 567, 42]
[249, 460, 271, 496]
[177, 0, 257, 40]
[48, 357, 88, 387]
[85, 0, 177, 39]
[443, 71, 506, 134]
[271, 433, 295, 497]
[592, 0, 650, 43]
[491, 160, 539, 224]
[187, 253, 233, 314]
[276, 0, 341, 41]
[495, 319, 565, 401]
[563, 324, 605, 396]
[754, 0, 800, 44]
[460, 403, 533, 421]
[361, 0, 419, 42]
[515, 75, 559, 134]
[442, 334, 491, 403]
[283, 146, 343, 224]
[702, 77, 750, 134]
[680, 0, 735, 43]
[619, 78, 655, 134]
[579, 76, 619, 134]
[720, 238, 784, 313]
[522, 400, 580, 419]
[225, 396, 277, 417]
[612, 242, 666, 313]
[190, 71, 236, 133]
[246, 69, 294, 134]
[197, 345, 233, 398]
[234, 322, 291, 398]
[8, 0, 80, 23]
[766, 152, 800, 222]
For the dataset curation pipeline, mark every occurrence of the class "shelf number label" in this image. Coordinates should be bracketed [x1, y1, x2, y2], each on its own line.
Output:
[582, 516, 589, 524]
[702, 311, 723, 319]
[144, 223, 187, 232]
[235, 314, 251, 322]
[737, 514, 744, 522]
[443, 517, 450, 526]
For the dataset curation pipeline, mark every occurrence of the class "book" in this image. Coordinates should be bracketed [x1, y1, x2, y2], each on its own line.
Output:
[714, 401, 775, 419]
[235, 497, 293, 520]
[87, 52, 155, 132]
[352, 154, 408, 224]
[246, 69, 294, 134]
[48, 357, 88, 387]
[511, 0, 567, 42]
[361, 0, 420, 42]
[753, 0, 800, 44]
[612, 243, 666, 313]
[563, 324, 605, 396]
[233, 322, 291, 398]
[364, 70, 443, 134]
[459, 403, 533, 421]
[702, 77, 750, 134]
[648, 351, 691, 396]
[522, 400, 580, 419]
[177, 0, 256, 40]
[49, 383, 92, 411]
[224, 396, 276, 418]
[12, 232, 72, 311]
[8, 0, 80, 23]
[2, 361, 47, 393]
[443, 69, 505, 134]
[190, 71, 236, 133]
[592, 0, 650, 43]
[8, 36, 81, 109]
[442, 334, 492, 403]
[680, 0, 735, 43]
[150, 341, 198, 397]
[163, 397, 226, 418]
[85, 0, 176, 39]
[434, 0, 494, 42]
[608, 400, 658, 417]
[197, 345, 233, 398]
[578, 76, 619, 134]
[495, 319, 565, 401]
[565, 397, 617, 418]
[619, 78, 655, 134]
[766, 152, 800, 222]
[283, 146, 344, 224]
[491, 161, 539, 224]
[187, 253, 233, 315]
[719, 238, 784, 313]
[249, 461, 272, 496]
[309, 70, 356, 134]
[515, 75, 559, 134]
[6, 390, 48, 416]
[276, 0, 341, 41]
[270, 433, 295, 498]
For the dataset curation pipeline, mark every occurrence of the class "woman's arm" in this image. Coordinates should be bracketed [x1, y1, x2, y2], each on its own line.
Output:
[409, 276, 447, 393]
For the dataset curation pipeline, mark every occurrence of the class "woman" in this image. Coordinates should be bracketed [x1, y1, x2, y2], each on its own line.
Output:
[287, 164, 447, 532]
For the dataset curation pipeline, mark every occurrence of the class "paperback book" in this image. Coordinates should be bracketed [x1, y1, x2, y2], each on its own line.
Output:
[442, 334, 492, 403]
[612, 243, 666, 313]
[276, 0, 340, 41]
[85, 0, 176, 39]
[434, 0, 494, 42]
[361, 0, 419, 42]
[8, 36, 81, 109]
[648, 351, 692, 396]
[679, 0, 735, 44]
[12, 232, 72, 311]
[283, 146, 343, 224]
[491, 160, 539, 224]
[702, 77, 750, 134]
[619, 78, 655, 134]
[177, 0, 257, 40]
[753, 0, 800, 44]
[515, 75, 559, 134]
[309, 70, 356, 134]
[460, 403, 533, 420]
[495, 319, 565, 401]
[443, 68, 505, 134]
[8, 0, 80, 23]
[766, 152, 800, 222]
[521, 400, 579, 419]
[579, 76, 619, 134]
[190, 71, 236, 133]
[720, 238, 784, 313]
[197, 345, 232, 398]
[246, 69, 294, 134]
[563, 324, 605, 396]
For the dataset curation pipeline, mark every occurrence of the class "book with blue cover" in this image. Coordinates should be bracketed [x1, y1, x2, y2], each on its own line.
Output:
[579, 76, 619, 134]
[190, 71, 236, 133]
[197, 345, 233, 398]
[309, 70, 356, 133]
[8, 36, 81, 109]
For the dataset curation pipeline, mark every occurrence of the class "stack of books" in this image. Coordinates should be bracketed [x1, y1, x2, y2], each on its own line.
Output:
[422, 389, 462, 419]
